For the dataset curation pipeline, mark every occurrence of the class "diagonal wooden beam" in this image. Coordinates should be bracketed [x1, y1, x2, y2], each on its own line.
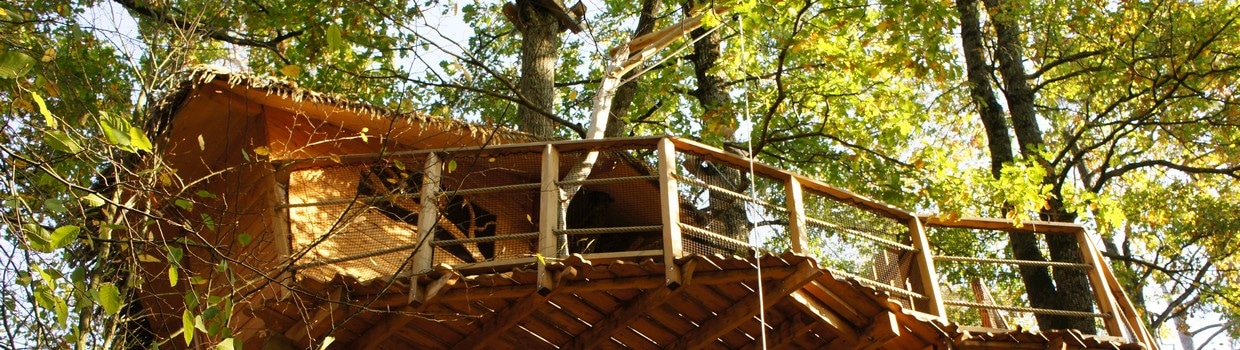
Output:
[666, 261, 822, 350]
[451, 267, 577, 350]
[763, 313, 818, 350]
[787, 290, 859, 341]
[284, 286, 345, 349]
[826, 311, 900, 350]
[560, 286, 672, 350]
[352, 273, 460, 350]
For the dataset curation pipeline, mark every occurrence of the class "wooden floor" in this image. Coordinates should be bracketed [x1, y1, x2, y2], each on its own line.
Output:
[252, 253, 1142, 350]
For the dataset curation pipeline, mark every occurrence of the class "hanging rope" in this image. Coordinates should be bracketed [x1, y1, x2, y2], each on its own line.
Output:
[731, 11, 770, 349]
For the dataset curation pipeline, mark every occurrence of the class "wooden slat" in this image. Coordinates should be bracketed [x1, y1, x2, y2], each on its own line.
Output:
[908, 217, 945, 319]
[1076, 230, 1124, 337]
[802, 279, 873, 326]
[353, 272, 460, 349]
[826, 311, 900, 350]
[786, 176, 809, 254]
[1092, 241, 1157, 347]
[763, 313, 818, 350]
[451, 267, 576, 350]
[666, 137, 914, 221]
[283, 287, 345, 348]
[561, 285, 675, 349]
[667, 261, 822, 350]
[658, 138, 684, 289]
[538, 145, 560, 295]
[788, 290, 859, 341]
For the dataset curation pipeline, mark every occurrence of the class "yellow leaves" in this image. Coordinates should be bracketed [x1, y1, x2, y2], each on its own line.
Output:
[253, 146, 270, 156]
[40, 48, 55, 63]
[279, 64, 302, 78]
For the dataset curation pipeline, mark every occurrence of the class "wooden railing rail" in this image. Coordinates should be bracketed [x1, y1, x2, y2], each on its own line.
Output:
[280, 136, 1152, 347]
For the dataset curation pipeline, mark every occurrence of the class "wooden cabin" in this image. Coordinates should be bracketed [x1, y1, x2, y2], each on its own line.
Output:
[136, 68, 1157, 350]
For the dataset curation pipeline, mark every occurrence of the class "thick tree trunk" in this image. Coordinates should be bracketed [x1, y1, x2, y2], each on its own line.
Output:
[605, 0, 661, 137]
[957, 0, 1096, 333]
[682, 1, 750, 243]
[515, 0, 563, 137]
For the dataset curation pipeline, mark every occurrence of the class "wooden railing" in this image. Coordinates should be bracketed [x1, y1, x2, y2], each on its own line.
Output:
[277, 136, 1154, 347]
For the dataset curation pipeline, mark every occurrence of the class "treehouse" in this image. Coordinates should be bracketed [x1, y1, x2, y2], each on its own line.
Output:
[137, 68, 1157, 350]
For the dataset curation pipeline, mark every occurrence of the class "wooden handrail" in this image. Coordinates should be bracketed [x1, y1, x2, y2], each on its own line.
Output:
[280, 135, 1153, 347]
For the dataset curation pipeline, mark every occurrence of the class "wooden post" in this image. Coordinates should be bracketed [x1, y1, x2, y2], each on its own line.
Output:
[1076, 229, 1123, 336]
[785, 176, 808, 255]
[410, 152, 441, 303]
[657, 138, 683, 289]
[908, 217, 944, 320]
[537, 145, 561, 295]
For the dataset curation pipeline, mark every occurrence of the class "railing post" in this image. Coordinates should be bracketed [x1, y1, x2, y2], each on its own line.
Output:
[785, 176, 808, 255]
[908, 217, 945, 320]
[658, 138, 683, 289]
[410, 152, 441, 303]
[1077, 229, 1124, 337]
[537, 144, 561, 295]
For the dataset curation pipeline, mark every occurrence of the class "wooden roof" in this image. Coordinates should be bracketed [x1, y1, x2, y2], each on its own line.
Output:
[247, 253, 1142, 350]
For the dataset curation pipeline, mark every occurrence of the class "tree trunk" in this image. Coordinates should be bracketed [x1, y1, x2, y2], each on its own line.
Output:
[515, 0, 564, 137]
[682, 1, 750, 243]
[605, 0, 661, 137]
[957, 0, 1096, 333]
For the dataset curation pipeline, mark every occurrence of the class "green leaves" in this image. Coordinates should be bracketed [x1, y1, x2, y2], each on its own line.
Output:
[45, 131, 83, 154]
[23, 224, 79, 253]
[182, 309, 195, 345]
[98, 112, 152, 153]
[0, 50, 35, 79]
[96, 283, 122, 315]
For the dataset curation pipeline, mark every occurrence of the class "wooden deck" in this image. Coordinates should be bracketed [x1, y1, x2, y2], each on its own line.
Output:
[258, 137, 1154, 350]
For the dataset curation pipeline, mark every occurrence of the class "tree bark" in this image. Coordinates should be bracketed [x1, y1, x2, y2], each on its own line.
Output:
[681, 1, 750, 243]
[515, 0, 564, 137]
[605, 0, 661, 137]
[957, 0, 1096, 332]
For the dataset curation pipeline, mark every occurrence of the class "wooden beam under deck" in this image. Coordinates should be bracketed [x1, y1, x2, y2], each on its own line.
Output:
[667, 260, 822, 350]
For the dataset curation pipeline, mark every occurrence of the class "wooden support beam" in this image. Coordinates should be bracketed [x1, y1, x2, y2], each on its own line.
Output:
[409, 152, 441, 303]
[284, 287, 344, 348]
[538, 145, 560, 295]
[560, 284, 678, 350]
[667, 261, 822, 350]
[826, 311, 900, 350]
[658, 138, 684, 289]
[451, 267, 577, 350]
[763, 313, 818, 350]
[908, 217, 945, 319]
[786, 176, 808, 255]
[787, 290, 859, 342]
[354, 273, 460, 349]
[1076, 230, 1123, 337]
[1092, 240, 1158, 347]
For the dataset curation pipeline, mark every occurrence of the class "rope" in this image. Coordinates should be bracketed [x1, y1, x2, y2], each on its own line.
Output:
[827, 269, 927, 300]
[805, 216, 916, 251]
[441, 183, 540, 196]
[734, 13, 768, 349]
[679, 223, 754, 249]
[944, 300, 1113, 319]
[280, 193, 422, 209]
[934, 255, 1091, 269]
[555, 225, 664, 236]
[431, 232, 539, 246]
[557, 175, 658, 187]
